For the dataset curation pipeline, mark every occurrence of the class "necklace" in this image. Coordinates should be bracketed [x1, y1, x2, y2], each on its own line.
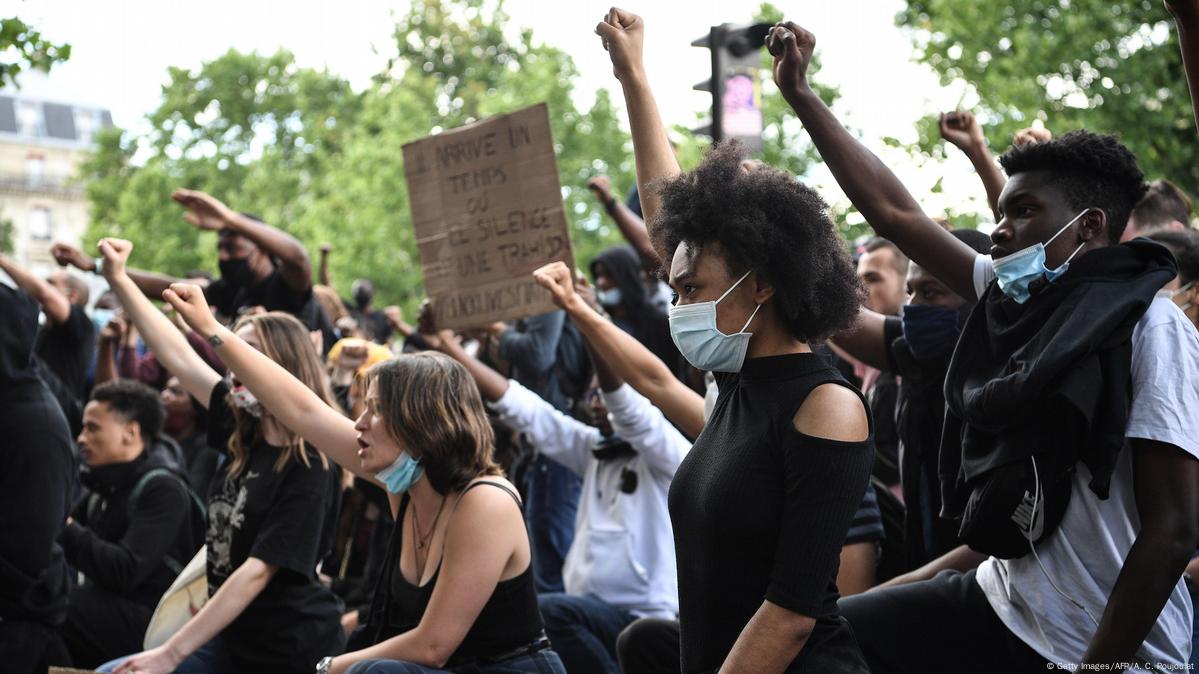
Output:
[410, 495, 446, 582]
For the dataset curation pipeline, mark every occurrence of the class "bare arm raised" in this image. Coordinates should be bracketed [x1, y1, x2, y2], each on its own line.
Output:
[97, 239, 221, 405]
[768, 21, 978, 300]
[533, 261, 705, 438]
[596, 8, 680, 231]
[160, 282, 373, 485]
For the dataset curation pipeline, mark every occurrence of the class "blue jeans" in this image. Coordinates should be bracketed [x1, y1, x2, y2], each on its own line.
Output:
[1190, 582, 1198, 668]
[538, 593, 636, 674]
[345, 649, 565, 674]
[522, 454, 580, 593]
[97, 637, 235, 674]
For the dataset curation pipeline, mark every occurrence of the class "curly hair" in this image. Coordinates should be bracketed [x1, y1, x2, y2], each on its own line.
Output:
[650, 142, 863, 343]
[91, 380, 164, 442]
[998, 130, 1147, 243]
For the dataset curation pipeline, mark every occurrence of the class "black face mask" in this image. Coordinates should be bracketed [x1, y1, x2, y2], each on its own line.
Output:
[219, 257, 257, 288]
[354, 289, 372, 310]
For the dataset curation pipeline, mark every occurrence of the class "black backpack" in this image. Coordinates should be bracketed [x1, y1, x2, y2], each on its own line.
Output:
[86, 468, 207, 576]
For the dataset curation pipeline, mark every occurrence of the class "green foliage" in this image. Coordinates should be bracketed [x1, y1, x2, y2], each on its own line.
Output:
[0, 17, 70, 89]
[0, 217, 14, 254]
[82, 0, 636, 315]
[896, 0, 1195, 196]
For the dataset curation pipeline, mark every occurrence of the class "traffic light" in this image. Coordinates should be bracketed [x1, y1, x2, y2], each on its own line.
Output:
[692, 22, 772, 151]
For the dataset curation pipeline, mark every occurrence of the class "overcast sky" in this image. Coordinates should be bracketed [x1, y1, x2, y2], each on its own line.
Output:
[6, 0, 996, 224]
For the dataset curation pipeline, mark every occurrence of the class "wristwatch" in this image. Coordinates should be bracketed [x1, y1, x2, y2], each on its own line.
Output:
[315, 656, 334, 674]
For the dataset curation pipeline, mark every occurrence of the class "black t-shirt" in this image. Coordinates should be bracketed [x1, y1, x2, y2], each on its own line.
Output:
[34, 305, 95, 401]
[205, 381, 346, 672]
[206, 268, 336, 354]
[667, 354, 875, 673]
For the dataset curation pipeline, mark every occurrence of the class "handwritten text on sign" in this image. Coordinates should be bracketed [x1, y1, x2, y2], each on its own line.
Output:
[402, 103, 574, 329]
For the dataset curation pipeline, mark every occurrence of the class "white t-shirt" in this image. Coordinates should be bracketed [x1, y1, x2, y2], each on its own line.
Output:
[971, 254, 1199, 665]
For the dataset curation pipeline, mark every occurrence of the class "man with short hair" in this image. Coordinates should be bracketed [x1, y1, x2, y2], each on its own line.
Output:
[1123, 179, 1194, 240]
[347, 278, 392, 345]
[58, 380, 204, 668]
[772, 19, 1199, 670]
[1147, 228, 1199, 330]
[854, 237, 909, 488]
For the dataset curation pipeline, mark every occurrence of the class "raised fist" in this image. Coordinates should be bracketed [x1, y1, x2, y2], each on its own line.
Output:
[51, 243, 95, 272]
[596, 8, 646, 82]
[939, 111, 986, 151]
[171, 189, 235, 231]
[767, 22, 817, 100]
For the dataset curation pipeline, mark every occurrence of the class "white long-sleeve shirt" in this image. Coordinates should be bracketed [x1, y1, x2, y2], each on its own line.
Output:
[489, 380, 689, 618]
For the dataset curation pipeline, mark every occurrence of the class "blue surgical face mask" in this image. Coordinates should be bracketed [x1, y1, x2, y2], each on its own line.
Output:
[90, 308, 116, 334]
[597, 287, 622, 307]
[375, 450, 424, 494]
[900, 303, 961, 361]
[668, 269, 761, 373]
[992, 210, 1089, 303]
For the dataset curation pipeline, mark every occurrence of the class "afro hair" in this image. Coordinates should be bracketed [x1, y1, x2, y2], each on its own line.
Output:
[998, 130, 1147, 243]
[650, 141, 862, 343]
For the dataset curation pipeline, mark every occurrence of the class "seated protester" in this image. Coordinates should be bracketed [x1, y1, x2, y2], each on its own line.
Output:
[156, 281, 566, 674]
[96, 239, 346, 674]
[1147, 228, 1199, 331]
[833, 229, 993, 570]
[774, 17, 1199, 669]
[426, 309, 688, 674]
[590, 245, 685, 381]
[0, 281, 76, 674]
[58, 380, 205, 668]
[50, 189, 337, 353]
[536, 264, 884, 674]
[1122, 178, 1193, 241]
[161, 376, 221, 497]
[491, 309, 589, 594]
[0, 254, 95, 404]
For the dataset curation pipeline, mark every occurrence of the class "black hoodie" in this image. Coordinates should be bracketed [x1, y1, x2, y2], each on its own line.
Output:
[0, 284, 75, 624]
[590, 245, 685, 381]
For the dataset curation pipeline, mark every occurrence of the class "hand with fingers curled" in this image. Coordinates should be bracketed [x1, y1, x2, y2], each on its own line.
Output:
[532, 261, 582, 313]
[939, 110, 987, 152]
[51, 242, 96, 272]
[161, 282, 222, 339]
[171, 188, 236, 232]
[595, 7, 645, 82]
[1013, 125, 1052, 148]
[96, 237, 134, 281]
[766, 21, 818, 104]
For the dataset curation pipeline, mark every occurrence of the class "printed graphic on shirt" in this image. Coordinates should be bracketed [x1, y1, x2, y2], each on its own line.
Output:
[206, 472, 251, 591]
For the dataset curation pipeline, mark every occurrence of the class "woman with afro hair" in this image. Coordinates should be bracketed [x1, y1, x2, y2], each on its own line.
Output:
[533, 9, 877, 673]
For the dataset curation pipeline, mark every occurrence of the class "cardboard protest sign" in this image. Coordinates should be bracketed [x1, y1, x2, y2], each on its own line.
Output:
[402, 103, 575, 329]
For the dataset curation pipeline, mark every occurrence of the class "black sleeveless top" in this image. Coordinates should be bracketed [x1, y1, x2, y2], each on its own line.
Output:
[360, 480, 544, 664]
[668, 353, 876, 673]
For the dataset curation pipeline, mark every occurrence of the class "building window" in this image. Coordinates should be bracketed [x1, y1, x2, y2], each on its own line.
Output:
[28, 207, 51, 241]
[25, 154, 45, 187]
[16, 100, 43, 137]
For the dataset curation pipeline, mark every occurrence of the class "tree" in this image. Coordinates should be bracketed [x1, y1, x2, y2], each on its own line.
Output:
[82, 0, 636, 316]
[0, 17, 70, 89]
[896, 0, 1196, 199]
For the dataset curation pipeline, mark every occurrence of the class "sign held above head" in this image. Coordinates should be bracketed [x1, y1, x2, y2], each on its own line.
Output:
[403, 103, 575, 330]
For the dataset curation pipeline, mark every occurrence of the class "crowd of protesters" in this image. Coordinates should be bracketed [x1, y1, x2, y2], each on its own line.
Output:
[3, 4, 1199, 674]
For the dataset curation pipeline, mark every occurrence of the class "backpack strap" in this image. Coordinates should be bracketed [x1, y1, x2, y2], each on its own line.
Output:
[127, 468, 207, 576]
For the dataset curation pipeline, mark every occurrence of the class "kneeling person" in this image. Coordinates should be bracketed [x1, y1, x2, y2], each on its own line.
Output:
[59, 380, 205, 668]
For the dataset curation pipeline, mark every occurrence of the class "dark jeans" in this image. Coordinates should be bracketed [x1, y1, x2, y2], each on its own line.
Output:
[522, 454, 580, 594]
[99, 637, 237, 674]
[59, 584, 153, 668]
[614, 615, 868, 674]
[539, 593, 636, 674]
[616, 618, 680, 674]
[1189, 582, 1198, 669]
[346, 649, 566, 674]
[0, 619, 71, 674]
[840, 569, 1051, 674]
